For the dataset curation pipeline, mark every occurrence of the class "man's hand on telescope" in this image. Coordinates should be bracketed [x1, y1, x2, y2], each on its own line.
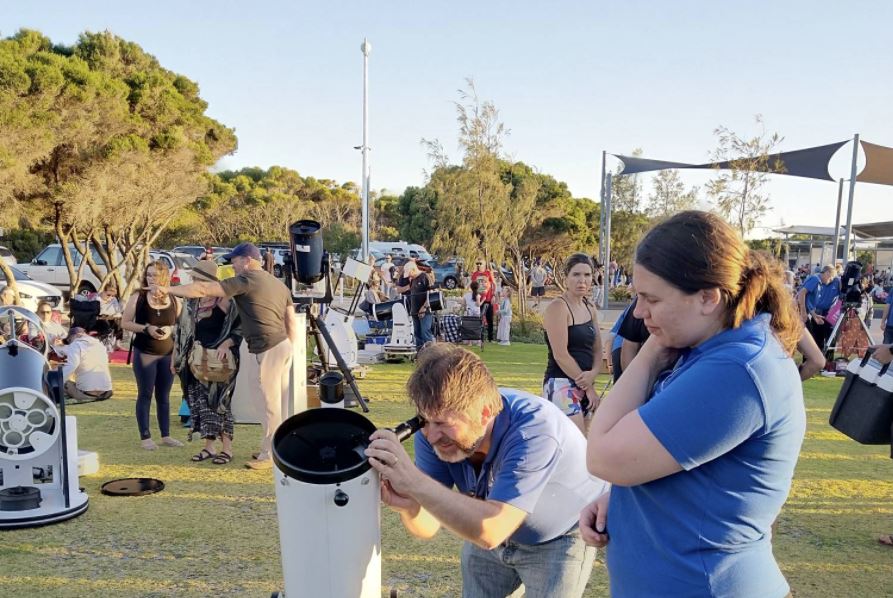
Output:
[366, 429, 423, 500]
[380, 479, 420, 515]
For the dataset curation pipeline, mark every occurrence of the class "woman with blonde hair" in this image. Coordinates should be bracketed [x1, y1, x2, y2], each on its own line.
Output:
[122, 259, 183, 450]
[581, 211, 805, 598]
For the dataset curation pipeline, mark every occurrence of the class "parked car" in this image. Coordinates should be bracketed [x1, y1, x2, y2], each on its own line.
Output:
[0, 245, 17, 265]
[172, 245, 231, 260]
[149, 251, 197, 286]
[429, 258, 463, 290]
[0, 266, 64, 312]
[367, 241, 434, 262]
[259, 243, 290, 277]
[17, 243, 125, 295]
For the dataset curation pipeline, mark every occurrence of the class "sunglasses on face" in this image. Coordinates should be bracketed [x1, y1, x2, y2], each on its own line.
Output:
[39, 311, 52, 315]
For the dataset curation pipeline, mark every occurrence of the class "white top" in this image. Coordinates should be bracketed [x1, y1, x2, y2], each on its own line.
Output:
[463, 292, 482, 317]
[379, 263, 393, 284]
[42, 320, 68, 346]
[530, 265, 547, 287]
[99, 297, 122, 317]
[56, 336, 113, 392]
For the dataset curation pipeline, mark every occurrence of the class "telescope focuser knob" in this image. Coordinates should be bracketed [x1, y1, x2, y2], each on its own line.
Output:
[333, 489, 349, 507]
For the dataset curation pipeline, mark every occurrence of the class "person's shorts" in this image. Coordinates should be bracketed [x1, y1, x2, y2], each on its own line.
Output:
[543, 378, 586, 417]
[531, 286, 546, 297]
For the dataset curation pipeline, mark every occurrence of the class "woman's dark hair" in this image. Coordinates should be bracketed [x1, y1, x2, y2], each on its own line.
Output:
[635, 210, 800, 353]
[563, 253, 595, 276]
[470, 280, 480, 301]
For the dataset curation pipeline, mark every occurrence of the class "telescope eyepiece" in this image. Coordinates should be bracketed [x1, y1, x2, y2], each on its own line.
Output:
[391, 416, 424, 442]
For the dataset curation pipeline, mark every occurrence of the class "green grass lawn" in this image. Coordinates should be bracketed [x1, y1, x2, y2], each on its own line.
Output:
[1, 343, 892, 597]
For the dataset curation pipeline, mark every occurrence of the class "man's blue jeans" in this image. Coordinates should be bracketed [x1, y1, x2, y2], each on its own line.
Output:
[413, 311, 434, 349]
[460, 528, 596, 598]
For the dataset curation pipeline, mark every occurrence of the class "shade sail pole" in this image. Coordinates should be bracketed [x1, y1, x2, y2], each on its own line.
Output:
[843, 134, 859, 262]
[832, 178, 844, 262]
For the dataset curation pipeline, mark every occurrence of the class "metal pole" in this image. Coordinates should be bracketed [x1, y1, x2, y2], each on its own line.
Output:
[603, 173, 612, 311]
[598, 151, 607, 267]
[843, 134, 860, 262]
[360, 39, 372, 261]
[832, 178, 844, 263]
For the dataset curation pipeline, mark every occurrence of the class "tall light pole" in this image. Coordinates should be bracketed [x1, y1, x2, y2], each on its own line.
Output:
[360, 38, 372, 261]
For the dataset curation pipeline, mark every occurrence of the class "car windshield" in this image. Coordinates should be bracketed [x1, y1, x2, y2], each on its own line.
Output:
[174, 255, 198, 268]
[0, 267, 31, 281]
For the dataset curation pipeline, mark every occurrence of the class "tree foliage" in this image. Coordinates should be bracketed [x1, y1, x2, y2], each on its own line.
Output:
[706, 115, 784, 237]
[0, 29, 237, 297]
[646, 169, 699, 219]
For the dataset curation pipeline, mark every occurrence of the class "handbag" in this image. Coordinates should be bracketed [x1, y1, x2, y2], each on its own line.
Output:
[189, 342, 236, 384]
[825, 299, 843, 326]
[829, 349, 893, 445]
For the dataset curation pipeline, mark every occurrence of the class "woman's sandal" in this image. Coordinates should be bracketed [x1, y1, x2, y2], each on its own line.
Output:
[212, 452, 233, 465]
[191, 448, 216, 462]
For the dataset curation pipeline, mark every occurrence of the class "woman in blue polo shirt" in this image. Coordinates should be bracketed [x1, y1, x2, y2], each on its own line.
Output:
[582, 211, 805, 598]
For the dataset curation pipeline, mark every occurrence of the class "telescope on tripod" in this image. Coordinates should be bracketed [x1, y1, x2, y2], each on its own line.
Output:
[288, 219, 368, 412]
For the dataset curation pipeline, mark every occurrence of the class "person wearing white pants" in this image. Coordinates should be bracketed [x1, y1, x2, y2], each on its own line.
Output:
[152, 242, 298, 470]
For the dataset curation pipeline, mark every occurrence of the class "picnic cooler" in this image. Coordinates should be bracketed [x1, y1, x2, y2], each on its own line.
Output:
[829, 350, 893, 445]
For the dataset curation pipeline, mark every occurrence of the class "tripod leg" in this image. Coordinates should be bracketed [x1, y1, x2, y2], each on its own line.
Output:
[308, 312, 369, 413]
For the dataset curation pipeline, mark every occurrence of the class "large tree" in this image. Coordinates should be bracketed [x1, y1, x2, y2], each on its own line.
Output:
[0, 29, 237, 297]
[423, 80, 541, 316]
[706, 115, 784, 237]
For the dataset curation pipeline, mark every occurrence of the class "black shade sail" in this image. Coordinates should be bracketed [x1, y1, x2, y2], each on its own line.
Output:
[614, 140, 849, 182]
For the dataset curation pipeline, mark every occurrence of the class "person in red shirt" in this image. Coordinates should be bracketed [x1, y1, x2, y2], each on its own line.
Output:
[471, 259, 497, 342]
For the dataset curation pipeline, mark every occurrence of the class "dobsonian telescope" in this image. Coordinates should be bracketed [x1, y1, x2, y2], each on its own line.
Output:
[270, 409, 423, 598]
[0, 306, 89, 528]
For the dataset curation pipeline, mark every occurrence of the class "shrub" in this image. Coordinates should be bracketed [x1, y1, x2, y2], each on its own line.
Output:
[510, 311, 545, 344]
[608, 286, 632, 302]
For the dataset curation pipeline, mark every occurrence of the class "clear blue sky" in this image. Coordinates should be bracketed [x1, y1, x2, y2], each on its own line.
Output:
[4, 0, 893, 236]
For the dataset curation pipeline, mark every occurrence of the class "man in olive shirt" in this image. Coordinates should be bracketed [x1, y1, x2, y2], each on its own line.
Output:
[152, 242, 298, 470]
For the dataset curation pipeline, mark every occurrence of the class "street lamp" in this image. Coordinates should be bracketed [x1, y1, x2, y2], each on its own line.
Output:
[359, 39, 372, 261]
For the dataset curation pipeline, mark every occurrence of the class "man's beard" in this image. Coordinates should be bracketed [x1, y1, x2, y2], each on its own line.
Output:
[433, 430, 487, 464]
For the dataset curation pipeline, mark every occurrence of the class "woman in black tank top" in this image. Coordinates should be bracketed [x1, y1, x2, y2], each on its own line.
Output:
[122, 260, 183, 450]
[542, 253, 603, 434]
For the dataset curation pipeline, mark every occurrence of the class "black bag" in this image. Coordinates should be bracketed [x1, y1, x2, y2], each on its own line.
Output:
[829, 349, 893, 445]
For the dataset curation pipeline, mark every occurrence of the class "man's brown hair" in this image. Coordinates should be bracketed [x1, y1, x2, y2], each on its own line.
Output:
[407, 344, 503, 419]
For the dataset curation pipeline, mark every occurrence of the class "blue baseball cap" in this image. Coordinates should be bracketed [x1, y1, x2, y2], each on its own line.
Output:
[223, 242, 262, 262]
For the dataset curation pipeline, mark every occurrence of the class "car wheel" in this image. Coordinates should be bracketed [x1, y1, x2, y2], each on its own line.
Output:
[274, 265, 282, 278]
[444, 276, 458, 290]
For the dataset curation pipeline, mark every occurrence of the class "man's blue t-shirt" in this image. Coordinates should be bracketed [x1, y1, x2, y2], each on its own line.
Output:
[801, 274, 840, 314]
[610, 303, 633, 352]
[414, 389, 608, 545]
[885, 292, 893, 327]
[607, 314, 806, 598]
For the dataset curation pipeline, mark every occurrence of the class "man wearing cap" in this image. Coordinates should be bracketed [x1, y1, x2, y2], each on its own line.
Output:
[53, 327, 114, 404]
[151, 242, 298, 470]
[797, 265, 840, 353]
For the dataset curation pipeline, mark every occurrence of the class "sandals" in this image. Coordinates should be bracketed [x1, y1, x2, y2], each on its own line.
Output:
[879, 534, 893, 547]
[212, 452, 233, 465]
[191, 448, 216, 462]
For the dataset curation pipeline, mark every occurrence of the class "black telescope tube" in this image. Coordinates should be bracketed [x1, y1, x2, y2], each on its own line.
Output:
[391, 416, 424, 442]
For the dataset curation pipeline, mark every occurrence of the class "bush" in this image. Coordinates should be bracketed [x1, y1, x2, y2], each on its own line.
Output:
[510, 311, 545, 344]
[608, 286, 632, 302]
[0, 228, 55, 262]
